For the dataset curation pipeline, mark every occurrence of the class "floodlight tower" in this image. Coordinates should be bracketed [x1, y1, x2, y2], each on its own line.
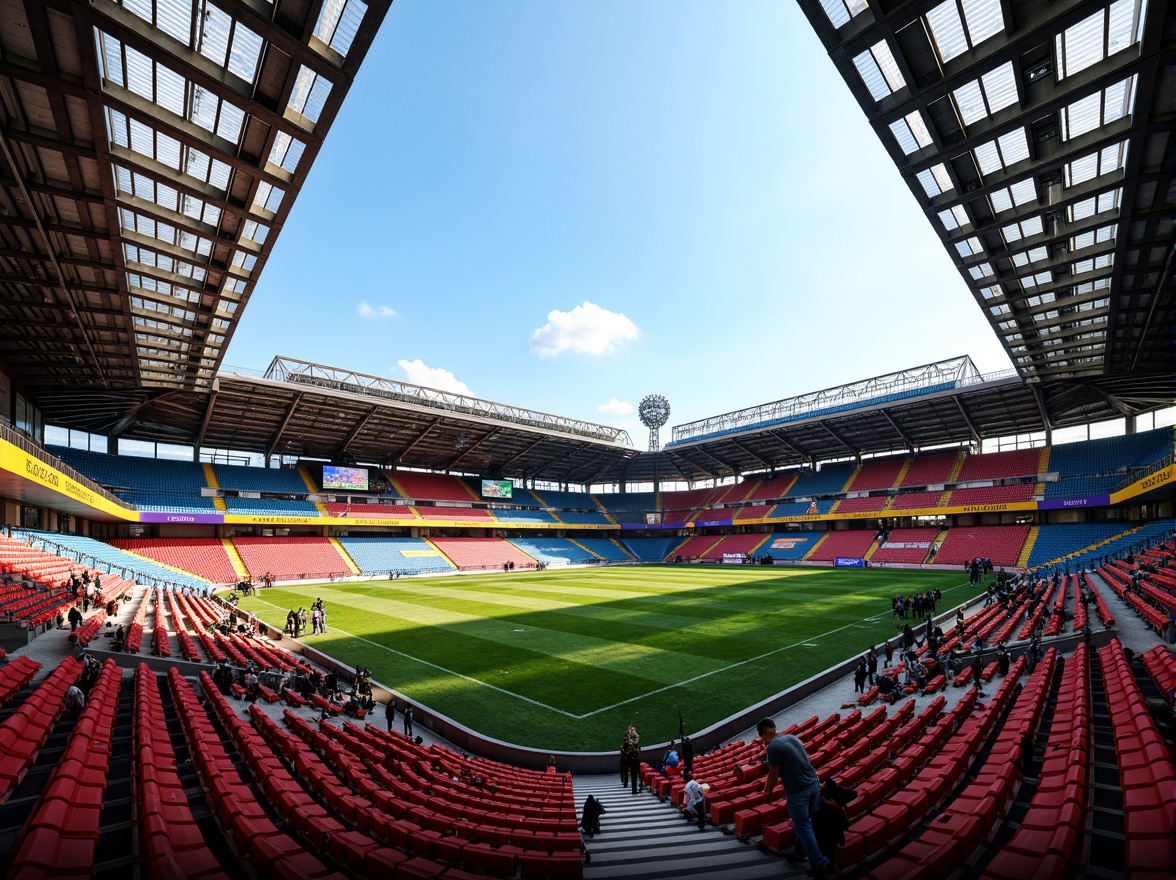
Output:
[639, 394, 670, 452]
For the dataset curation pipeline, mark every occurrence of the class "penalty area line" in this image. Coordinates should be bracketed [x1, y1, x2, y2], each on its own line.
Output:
[243, 597, 581, 720]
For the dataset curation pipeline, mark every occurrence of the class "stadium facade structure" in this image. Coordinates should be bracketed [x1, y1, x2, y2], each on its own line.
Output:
[0, 0, 1172, 536]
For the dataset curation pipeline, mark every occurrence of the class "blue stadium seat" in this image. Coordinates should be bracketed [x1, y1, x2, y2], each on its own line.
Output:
[223, 497, 321, 516]
[49, 446, 207, 492]
[622, 537, 681, 562]
[507, 538, 598, 564]
[337, 537, 456, 575]
[574, 539, 634, 561]
[213, 464, 310, 493]
[759, 532, 825, 560]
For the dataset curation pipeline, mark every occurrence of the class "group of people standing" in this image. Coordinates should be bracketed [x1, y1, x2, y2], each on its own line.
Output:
[891, 588, 941, 620]
[285, 598, 328, 638]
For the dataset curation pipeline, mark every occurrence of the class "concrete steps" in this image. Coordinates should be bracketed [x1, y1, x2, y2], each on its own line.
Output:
[573, 775, 790, 880]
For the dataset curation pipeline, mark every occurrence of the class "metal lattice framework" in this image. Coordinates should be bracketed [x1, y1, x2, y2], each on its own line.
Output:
[671, 356, 990, 445]
[0, 0, 390, 402]
[795, 0, 1175, 387]
[266, 357, 633, 445]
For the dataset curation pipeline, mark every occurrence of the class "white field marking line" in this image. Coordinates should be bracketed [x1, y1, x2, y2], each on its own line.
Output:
[244, 596, 580, 719]
[251, 579, 976, 721]
[575, 579, 977, 718]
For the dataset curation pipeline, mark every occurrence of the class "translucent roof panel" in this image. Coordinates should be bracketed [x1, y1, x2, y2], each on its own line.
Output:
[1067, 187, 1122, 222]
[268, 130, 307, 174]
[973, 127, 1030, 177]
[119, 207, 213, 257]
[1073, 254, 1114, 274]
[106, 108, 235, 195]
[955, 235, 983, 257]
[123, 244, 207, 283]
[938, 204, 970, 231]
[1001, 214, 1043, 244]
[989, 177, 1037, 214]
[926, 0, 1005, 64]
[1070, 223, 1118, 251]
[251, 181, 286, 215]
[112, 164, 222, 228]
[288, 65, 334, 124]
[97, 31, 250, 148]
[889, 110, 933, 155]
[1061, 75, 1137, 140]
[1011, 245, 1050, 268]
[199, 4, 264, 83]
[819, 0, 869, 29]
[1055, 0, 1148, 80]
[315, 0, 369, 58]
[1064, 141, 1129, 187]
[980, 284, 1002, 299]
[968, 262, 994, 280]
[853, 40, 906, 102]
[916, 162, 954, 198]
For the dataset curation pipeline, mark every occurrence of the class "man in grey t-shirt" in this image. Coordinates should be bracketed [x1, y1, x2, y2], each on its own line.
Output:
[759, 718, 830, 878]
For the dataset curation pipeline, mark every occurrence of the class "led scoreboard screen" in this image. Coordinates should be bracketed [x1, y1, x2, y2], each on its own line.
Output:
[323, 465, 369, 491]
[481, 480, 513, 499]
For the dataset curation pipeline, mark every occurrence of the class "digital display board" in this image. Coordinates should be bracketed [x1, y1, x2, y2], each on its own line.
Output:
[323, 465, 369, 491]
[481, 480, 513, 499]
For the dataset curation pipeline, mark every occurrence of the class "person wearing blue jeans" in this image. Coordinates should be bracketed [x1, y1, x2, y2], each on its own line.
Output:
[759, 718, 831, 879]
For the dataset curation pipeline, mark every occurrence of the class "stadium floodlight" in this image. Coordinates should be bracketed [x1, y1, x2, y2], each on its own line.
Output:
[639, 395, 671, 452]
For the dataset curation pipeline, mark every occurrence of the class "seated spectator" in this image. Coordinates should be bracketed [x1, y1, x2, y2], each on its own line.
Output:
[63, 684, 85, 719]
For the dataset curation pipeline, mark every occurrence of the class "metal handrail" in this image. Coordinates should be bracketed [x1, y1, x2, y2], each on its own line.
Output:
[1, 424, 135, 510]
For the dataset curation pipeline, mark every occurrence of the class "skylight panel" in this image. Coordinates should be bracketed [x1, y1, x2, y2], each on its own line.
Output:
[926, 0, 1004, 63]
[1002, 215, 1042, 244]
[889, 111, 933, 154]
[961, 0, 1005, 46]
[227, 24, 264, 82]
[939, 204, 970, 231]
[251, 181, 286, 215]
[1011, 245, 1049, 268]
[973, 127, 1030, 177]
[1070, 223, 1117, 251]
[1021, 270, 1052, 289]
[853, 40, 906, 101]
[926, 1, 968, 63]
[1061, 75, 1137, 140]
[1067, 187, 1122, 222]
[315, 0, 368, 58]
[199, 5, 232, 67]
[980, 62, 1018, 115]
[1063, 142, 1129, 187]
[268, 131, 307, 174]
[917, 162, 954, 198]
[241, 220, 270, 246]
[955, 236, 983, 257]
[819, 0, 869, 28]
[1056, 0, 1148, 80]
[1073, 254, 1114, 274]
[288, 66, 334, 124]
[980, 284, 1002, 299]
[989, 177, 1036, 214]
[968, 262, 994, 280]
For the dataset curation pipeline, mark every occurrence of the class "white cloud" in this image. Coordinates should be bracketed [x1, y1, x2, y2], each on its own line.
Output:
[397, 359, 473, 395]
[596, 398, 633, 416]
[529, 301, 640, 357]
[358, 300, 397, 319]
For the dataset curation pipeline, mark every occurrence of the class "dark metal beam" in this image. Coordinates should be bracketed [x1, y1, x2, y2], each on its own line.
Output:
[265, 393, 304, 459]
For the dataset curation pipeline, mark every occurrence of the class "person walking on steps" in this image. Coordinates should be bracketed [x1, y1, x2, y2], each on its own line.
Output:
[759, 717, 832, 879]
[621, 725, 642, 794]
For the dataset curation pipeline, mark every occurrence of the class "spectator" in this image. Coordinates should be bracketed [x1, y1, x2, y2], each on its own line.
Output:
[403, 703, 414, 737]
[759, 718, 831, 879]
[63, 684, 85, 719]
[682, 770, 708, 830]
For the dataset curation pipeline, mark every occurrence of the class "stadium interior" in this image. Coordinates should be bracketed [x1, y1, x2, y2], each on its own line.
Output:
[0, 0, 1173, 878]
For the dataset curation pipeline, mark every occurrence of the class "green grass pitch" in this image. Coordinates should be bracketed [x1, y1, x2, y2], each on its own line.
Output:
[239, 565, 976, 751]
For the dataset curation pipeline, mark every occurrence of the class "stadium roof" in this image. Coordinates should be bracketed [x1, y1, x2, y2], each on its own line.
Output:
[0, 0, 389, 395]
[796, 0, 1174, 387]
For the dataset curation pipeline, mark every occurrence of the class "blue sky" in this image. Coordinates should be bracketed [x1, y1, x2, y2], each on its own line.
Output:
[224, 0, 1015, 445]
